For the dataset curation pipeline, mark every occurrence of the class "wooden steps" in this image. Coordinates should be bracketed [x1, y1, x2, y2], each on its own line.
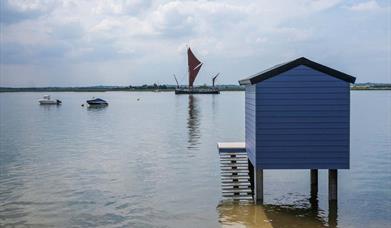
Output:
[218, 143, 253, 201]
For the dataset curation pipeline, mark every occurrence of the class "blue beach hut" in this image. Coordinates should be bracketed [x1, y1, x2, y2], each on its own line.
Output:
[238, 57, 356, 202]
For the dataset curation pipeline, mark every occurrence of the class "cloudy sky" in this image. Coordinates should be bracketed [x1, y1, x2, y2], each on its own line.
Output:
[0, 0, 390, 87]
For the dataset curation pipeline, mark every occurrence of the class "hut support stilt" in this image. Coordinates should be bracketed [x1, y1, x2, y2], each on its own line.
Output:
[329, 169, 338, 201]
[254, 168, 263, 203]
[328, 200, 338, 228]
[310, 169, 318, 194]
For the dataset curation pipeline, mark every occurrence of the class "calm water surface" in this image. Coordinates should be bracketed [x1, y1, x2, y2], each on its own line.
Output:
[0, 91, 390, 228]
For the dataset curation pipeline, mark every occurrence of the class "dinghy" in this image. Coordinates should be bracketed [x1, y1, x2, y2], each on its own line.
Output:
[38, 95, 62, 105]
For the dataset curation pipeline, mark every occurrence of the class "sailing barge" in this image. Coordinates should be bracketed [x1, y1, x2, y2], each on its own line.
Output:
[175, 48, 220, 94]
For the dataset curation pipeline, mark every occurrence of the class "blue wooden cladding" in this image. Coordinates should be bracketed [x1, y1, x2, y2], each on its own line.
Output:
[240, 57, 356, 170]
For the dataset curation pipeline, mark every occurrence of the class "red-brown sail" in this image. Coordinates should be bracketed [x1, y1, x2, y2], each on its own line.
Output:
[187, 48, 202, 87]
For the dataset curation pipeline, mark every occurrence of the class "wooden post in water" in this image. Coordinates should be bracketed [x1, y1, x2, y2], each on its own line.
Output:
[310, 169, 319, 210]
[329, 169, 338, 201]
[254, 168, 263, 203]
[328, 199, 338, 228]
[311, 169, 318, 194]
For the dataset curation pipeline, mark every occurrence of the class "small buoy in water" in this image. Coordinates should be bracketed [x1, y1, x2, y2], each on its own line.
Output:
[81, 104, 84, 107]
[137, 98, 140, 101]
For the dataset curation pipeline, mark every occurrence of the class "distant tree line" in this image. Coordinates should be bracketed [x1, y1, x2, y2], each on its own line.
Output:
[1, 83, 389, 92]
[351, 83, 391, 90]
[0, 84, 245, 92]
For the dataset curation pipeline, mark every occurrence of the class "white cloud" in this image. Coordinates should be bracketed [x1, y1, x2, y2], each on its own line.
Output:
[2, 0, 342, 59]
[307, 0, 342, 11]
[92, 0, 152, 15]
[6, 0, 54, 12]
[1, 0, 390, 86]
[348, 0, 381, 12]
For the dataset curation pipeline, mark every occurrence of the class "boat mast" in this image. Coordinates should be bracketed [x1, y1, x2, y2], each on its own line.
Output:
[212, 73, 220, 87]
[173, 74, 179, 88]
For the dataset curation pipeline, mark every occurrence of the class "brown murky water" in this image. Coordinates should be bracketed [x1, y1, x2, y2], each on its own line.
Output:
[218, 199, 337, 228]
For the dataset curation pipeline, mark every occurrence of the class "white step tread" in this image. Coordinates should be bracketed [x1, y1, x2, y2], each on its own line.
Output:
[223, 187, 251, 191]
[223, 192, 252, 195]
[220, 155, 248, 159]
[220, 167, 248, 169]
[223, 196, 253, 200]
[222, 172, 249, 175]
[221, 158, 248, 161]
[219, 152, 247, 156]
[220, 169, 249, 173]
[221, 171, 250, 174]
[221, 175, 250, 178]
[220, 155, 247, 158]
[221, 170, 249, 174]
[220, 161, 248, 164]
[223, 188, 252, 193]
[221, 179, 250, 183]
[223, 193, 252, 197]
[221, 181, 251, 187]
[221, 178, 250, 181]
[220, 166, 248, 169]
[220, 158, 248, 161]
[221, 164, 248, 167]
[221, 172, 249, 175]
[218, 142, 246, 148]
[221, 175, 250, 179]
[223, 183, 251, 187]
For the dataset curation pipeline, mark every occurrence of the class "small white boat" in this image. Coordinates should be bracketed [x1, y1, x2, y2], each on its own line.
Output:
[38, 95, 62, 105]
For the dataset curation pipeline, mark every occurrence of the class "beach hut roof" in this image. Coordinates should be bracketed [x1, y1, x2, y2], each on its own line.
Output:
[239, 57, 356, 85]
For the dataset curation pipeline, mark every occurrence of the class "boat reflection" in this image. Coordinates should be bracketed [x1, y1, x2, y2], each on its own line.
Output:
[39, 104, 61, 110]
[187, 95, 200, 150]
[217, 193, 338, 228]
[87, 104, 108, 111]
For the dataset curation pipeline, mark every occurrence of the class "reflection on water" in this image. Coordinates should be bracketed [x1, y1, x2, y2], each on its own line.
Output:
[217, 182, 340, 228]
[39, 104, 62, 110]
[187, 95, 200, 149]
[217, 191, 337, 228]
[87, 104, 108, 110]
[217, 202, 273, 228]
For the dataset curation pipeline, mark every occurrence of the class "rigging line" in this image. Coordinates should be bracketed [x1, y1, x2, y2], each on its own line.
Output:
[193, 63, 203, 71]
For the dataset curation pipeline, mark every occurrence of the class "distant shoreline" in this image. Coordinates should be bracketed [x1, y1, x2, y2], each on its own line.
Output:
[0, 85, 243, 92]
[0, 83, 390, 92]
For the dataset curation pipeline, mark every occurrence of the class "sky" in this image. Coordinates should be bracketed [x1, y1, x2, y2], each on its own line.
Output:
[0, 0, 390, 87]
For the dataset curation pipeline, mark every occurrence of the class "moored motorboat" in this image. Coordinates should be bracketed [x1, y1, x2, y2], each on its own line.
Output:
[38, 95, 62, 105]
[86, 98, 108, 106]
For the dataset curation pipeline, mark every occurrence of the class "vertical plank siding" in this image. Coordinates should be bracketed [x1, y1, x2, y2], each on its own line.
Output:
[245, 85, 256, 166]
[250, 65, 350, 169]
